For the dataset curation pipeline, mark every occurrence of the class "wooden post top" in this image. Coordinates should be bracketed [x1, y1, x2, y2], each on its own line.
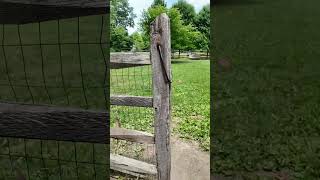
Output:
[0, 0, 109, 24]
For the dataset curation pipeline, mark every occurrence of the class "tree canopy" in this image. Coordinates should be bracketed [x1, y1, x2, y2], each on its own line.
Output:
[151, 0, 167, 7]
[110, 0, 136, 29]
[110, 26, 133, 52]
[172, 0, 196, 25]
[111, 0, 210, 52]
[139, 1, 210, 51]
[194, 5, 210, 39]
[110, 0, 136, 51]
[131, 32, 148, 51]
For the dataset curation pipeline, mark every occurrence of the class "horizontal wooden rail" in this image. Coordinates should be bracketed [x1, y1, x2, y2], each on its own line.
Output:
[111, 95, 153, 107]
[0, 0, 108, 7]
[0, 102, 109, 143]
[110, 52, 150, 65]
[110, 154, 157, 177]
[0, 0, 108, 24]
[110, 128, 154, 144]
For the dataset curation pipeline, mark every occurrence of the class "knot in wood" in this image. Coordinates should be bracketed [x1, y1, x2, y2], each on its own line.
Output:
[153, 33, 162, 46]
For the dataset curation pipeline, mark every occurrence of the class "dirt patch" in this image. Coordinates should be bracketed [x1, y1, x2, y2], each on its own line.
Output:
[171, 136, 210, 180]
[211, 170, 292, 180]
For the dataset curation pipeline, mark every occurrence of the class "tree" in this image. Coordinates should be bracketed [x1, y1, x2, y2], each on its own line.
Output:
[172, 0, 196, 25]
[191, 31, 209, 51]
[151, 0, 166, 7]
[194, 5, 210, 39]
[111, 0, 136, 29]
[140, 5, 193, 50]
[131, 32, 148, 51]
[111, 27, 133, 52]
[139, 2, 209, 52]
[139, 5, 167, 40]
[111, 0, 136, 51]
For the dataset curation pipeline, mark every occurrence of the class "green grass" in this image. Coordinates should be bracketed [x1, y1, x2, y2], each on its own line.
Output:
[172, 59, 210, 150]
[0, 15, 109, 179]
[212, 0, 320, 178]
[110, 59, 210, 150]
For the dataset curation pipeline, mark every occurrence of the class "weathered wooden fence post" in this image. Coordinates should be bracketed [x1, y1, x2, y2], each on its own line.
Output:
[151, 13, 171, 180]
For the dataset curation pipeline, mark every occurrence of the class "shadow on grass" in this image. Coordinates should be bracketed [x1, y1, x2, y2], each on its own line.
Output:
[172, 59, 209, 64]
[110, 62, 149, 69]
[171, 60, 193, 64]
[111, 59, 205, 69]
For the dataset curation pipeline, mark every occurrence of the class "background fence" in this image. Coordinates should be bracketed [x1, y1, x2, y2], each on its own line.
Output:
[111, 49, 210, 60]
[172, 49, 210, 59]
[0, 1, 109, 179]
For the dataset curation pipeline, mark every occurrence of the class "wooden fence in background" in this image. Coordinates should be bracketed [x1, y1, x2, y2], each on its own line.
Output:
[172, 49, 210, 59]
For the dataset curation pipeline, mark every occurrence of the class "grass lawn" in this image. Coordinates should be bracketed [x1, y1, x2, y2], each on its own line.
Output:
[111, 59, 210, 150]
[212, 0, 320, 178]
[0, 15, 109, 179]
[172, 59, 210, 150]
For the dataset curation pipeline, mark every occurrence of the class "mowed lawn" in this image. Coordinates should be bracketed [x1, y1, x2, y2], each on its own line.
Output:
[212, 0, 320, 178]
[172, 59, 210, 150]
[110, 59, 210, 150]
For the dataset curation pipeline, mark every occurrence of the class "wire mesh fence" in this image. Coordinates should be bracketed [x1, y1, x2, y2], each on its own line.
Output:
[0, 4, 109, 179]
[0, 138, 109, 180]
[110, 50, 156, 178]
[0, 15, 109, 109]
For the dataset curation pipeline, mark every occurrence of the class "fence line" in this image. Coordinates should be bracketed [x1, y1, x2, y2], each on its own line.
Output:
[0, 0, 109, 179]
[110, 13, 172, 180]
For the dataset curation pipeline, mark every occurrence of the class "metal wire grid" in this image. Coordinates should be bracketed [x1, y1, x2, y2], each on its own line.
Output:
[110, 55, 156, 166]
[0, 138, 109, 180]
[111, 64, 152, 96]
[0, 15, 109, 180]
[0, 15, 108, 109]
[110, 62, 154, 132]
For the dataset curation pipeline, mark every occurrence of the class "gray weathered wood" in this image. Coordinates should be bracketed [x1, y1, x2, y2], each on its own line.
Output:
[0, 0, 108, 24]
[0, 0, 108, 7]
[150, 13, 171, 180]
[0, 101, 106, 113]
[0, 102, 109, 143]
[111, 52, 151, 65]
[110, 154, 157, 177]
[110, 127, 154, 144]
[111, 95, 153, 107]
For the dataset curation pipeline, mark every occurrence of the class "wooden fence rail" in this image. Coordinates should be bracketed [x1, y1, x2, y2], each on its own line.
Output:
[111, 95, 153, 107]
[0, 2, 109, 179]
[0, 0, 108, 24]
[0, 102, 109, 143]
[110, 13, 171, 180]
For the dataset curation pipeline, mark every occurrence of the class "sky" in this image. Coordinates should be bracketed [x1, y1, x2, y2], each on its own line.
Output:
[127, 0, 210, 34]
